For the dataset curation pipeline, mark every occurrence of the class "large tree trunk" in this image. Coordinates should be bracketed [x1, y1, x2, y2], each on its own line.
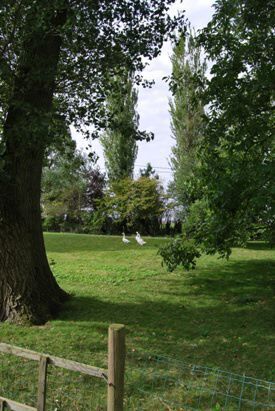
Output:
[0, 7, 69, 324]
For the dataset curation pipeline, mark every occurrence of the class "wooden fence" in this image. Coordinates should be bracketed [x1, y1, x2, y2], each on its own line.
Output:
[0, 324, 125, 411]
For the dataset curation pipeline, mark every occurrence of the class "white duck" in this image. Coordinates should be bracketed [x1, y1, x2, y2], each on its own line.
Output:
[122, 232, 130, 244]
[135, 232, 146, 245]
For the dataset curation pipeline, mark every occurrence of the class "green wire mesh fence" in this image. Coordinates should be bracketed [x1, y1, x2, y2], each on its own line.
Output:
[1, 349, 274, 410]
[125, 352, 275, 410]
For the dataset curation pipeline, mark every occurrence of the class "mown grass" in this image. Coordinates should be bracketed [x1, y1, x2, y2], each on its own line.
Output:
[0, 233, 274, 409]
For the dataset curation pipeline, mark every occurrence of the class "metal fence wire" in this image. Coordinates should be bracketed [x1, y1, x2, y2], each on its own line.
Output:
[1, 349, 274, 410]
[125, 352, 275, 411]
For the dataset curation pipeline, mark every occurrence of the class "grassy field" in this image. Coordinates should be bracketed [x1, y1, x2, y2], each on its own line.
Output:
[0, 233, 274, 409]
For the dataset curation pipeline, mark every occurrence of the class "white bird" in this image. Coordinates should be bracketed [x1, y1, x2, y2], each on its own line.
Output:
[122, 232, 130, 244]
[135, 232, 146, 245]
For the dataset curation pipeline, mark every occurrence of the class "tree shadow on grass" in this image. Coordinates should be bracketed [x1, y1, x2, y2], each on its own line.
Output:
[59, 258, 275, 378]
[182, 258, 275, 300]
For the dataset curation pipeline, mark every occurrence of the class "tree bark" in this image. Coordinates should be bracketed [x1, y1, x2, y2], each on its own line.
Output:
[0, 6, 69, 324]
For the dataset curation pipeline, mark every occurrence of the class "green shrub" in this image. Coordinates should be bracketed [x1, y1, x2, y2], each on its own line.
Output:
[158, 237, 201, 272]
[81, 211, 106, 234]
[59, 220, 82, 233]
[42, 216, 63, 232]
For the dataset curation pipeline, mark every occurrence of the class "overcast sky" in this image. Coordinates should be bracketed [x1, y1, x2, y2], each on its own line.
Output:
[72, 0, 214, 186]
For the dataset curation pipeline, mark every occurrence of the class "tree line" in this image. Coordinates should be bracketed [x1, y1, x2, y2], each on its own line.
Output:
[42, 143, 177, 236]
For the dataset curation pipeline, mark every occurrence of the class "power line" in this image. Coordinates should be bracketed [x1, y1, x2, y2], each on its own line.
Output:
[97, 164, 173, 176]
[135, 164, 172, 171]
[150, 170, 173, 174]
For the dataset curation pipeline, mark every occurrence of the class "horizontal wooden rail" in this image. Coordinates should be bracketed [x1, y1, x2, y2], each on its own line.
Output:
[0, 343, 107, 380]
[0, 396, 37, 411]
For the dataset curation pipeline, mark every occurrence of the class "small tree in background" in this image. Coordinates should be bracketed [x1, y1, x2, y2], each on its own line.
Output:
[139, 162, 159, 179]
[85, 168, 106, 211]
[81, 167, 107, 234]
[102, 177, 164, 235]
[42, 145, 87, 231]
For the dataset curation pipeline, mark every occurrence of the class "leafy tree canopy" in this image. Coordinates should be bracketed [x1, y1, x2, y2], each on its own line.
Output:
[42, 145, 87, 221]
[101, 177, 164, 234]
[85, 167, 106, 211]
[194, 0, 274, 255]
[161, 0, 274, 271]
[0, 0, 184, 145]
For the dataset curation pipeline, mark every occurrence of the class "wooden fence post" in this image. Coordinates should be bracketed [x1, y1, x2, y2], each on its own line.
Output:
[37, 355, 48, 411]
[107, 324, 126, 411]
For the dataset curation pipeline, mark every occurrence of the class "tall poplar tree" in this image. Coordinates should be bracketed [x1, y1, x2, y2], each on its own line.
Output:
[169, 26, 206, 207]
[101, 72, 140, 181]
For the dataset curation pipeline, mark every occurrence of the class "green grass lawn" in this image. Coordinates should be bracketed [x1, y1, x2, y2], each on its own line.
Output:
[0, 233, 274, 410]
